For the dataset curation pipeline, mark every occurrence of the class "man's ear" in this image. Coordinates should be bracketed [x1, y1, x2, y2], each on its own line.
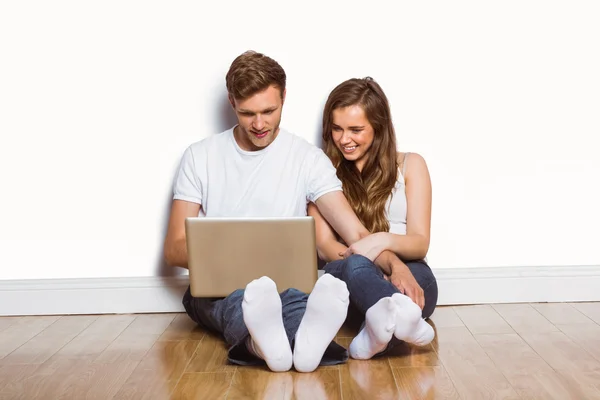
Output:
[281, 89, 287, 105]
[228, 94, 236, 110]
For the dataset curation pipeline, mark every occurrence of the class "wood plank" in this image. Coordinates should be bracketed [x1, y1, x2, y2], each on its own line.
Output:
[0, 364, 40, 399]
[185, 331, 237, 373]
[453, 305, 514, 335]
[50, 314, 137, 360]
[114, 340, 200, 400]
[290, 368, 341, 400]
[227, 367, 341, 400]
[52, 359, 140, 400]
[571, 302, 600, 324]
[531, 303, 594, 325]
[392, 366, 460, 399]
[558, 370, 600, 399]
[10, 314, 136, 399]
[0, 317, 22, 333]
[556, 323, 600, 363]
[227, 369, 294, 400]
[474, 333, 587, 399]
[428, 306, 464, 329]
[337, 338, 399, 399]
[9, 358, 89, 400]
[435, 327, 520, 399]
[3, 306, 599, 399]
[0, 315, 97, 365]
[171, 372, 234, 400]
[341, 359, 399, 400]
[492, 303, 558, 334]
[51, 314, 179, 399]
[94, 313, 176, 363]
[520, 331, 600, 373]
[387, 341, 440, 368]
[0, 315, 60, 358]
[158, 313, 206, 341]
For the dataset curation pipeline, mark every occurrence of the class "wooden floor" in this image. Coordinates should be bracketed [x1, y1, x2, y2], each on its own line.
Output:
[1, 303, 600, 399]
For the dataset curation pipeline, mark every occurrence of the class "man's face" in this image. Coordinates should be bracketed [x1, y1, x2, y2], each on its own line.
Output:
[230, 85, 285, 151]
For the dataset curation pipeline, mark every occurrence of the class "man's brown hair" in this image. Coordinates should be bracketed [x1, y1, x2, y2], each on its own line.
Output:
[225, 50, 286, 100]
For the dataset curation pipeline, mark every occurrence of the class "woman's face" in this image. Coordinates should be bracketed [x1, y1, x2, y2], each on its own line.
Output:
[331, 105, 375, 171]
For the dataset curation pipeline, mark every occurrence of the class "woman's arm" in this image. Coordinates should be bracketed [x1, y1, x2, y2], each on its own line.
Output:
[307, 202, 348, 262]
[309, 200, 425, 308]
[386, 152, 432, 260]
[342, 152, 432, 261]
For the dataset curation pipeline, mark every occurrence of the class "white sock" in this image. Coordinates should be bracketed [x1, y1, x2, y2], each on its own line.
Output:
[293, 274, 349, 373]
[391, 293, 434, 346]
[349, 297, 397, 359]
[242, 276, 293, 372]
[245, 336, 265, 359]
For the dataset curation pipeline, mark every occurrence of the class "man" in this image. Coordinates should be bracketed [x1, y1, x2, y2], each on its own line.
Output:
[163, 50, 408, 372]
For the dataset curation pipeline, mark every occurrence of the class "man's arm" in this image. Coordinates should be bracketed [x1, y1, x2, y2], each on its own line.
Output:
[163, 199, 201, 269]
[308, 202, 348, 262]
[314, 191, 400, 271]
[314, 191, 370, 244]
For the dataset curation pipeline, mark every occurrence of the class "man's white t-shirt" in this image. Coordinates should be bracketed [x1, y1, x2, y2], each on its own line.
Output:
[173, 127, 342, 217]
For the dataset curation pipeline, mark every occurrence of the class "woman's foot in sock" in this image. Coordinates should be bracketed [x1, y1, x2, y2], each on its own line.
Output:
[391, 293, 434, 346]
[349, 297, 397, 359]
[293, 274, 349, 372]
[242, 276, 292, 372]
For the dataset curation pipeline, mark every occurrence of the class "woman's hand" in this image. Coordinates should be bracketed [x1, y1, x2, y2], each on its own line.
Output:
[384, 264, 424, 310]
[340, 232, 390, 262]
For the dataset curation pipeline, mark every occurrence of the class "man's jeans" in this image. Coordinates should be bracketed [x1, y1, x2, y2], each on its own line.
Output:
[182, 286, 348, 366]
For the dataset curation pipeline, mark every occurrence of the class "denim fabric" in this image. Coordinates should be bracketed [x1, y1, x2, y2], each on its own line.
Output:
[323, 254, 438, 356]
[182, 286, 348, 366]
[323, 254, 438, 319]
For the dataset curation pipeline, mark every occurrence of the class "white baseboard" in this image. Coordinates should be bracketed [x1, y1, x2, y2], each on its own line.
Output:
[0, 276, 190, 316]
[1, 266, 599, 316]
[433, 265, 600, 305]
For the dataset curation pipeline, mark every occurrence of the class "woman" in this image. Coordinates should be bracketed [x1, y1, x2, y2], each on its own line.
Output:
[309, 77, 438, 360]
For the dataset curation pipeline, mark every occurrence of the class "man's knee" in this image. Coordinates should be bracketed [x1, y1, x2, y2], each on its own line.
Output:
[229, 289, 245, 300]
[280, 288, 307, 302]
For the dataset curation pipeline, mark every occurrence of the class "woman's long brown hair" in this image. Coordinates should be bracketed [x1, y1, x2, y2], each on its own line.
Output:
[322, 77, 398, 233]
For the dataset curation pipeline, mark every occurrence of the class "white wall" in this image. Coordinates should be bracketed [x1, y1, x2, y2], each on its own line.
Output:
[1, 1, 599, 280]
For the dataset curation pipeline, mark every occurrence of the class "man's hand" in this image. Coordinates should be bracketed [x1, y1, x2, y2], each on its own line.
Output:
[340, 232, 390, 262]
[384, 263, 424, 310]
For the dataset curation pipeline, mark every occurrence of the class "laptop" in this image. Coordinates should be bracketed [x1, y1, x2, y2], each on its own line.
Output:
[185, 216, 319, 297]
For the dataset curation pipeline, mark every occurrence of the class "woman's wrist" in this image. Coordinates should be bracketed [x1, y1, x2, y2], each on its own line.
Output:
[376, 232, 394, 254]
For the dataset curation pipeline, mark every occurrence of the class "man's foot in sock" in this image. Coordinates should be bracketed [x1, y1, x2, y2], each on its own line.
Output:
[349, 297, 397, 359]
[293, 274, 349, 372]
[391, 293, 434, 346]
[242, 276, 292, 372]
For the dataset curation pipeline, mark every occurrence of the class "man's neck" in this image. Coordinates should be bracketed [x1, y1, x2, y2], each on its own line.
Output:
[233, 126, 280, 152]
[233, 126, 256, 152]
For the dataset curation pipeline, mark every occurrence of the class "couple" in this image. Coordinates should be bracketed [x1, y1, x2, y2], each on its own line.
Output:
[163, 50, 438, 373]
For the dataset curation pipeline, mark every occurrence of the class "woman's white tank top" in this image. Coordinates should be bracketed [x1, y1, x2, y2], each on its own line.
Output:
[385, 153, 409, 235]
